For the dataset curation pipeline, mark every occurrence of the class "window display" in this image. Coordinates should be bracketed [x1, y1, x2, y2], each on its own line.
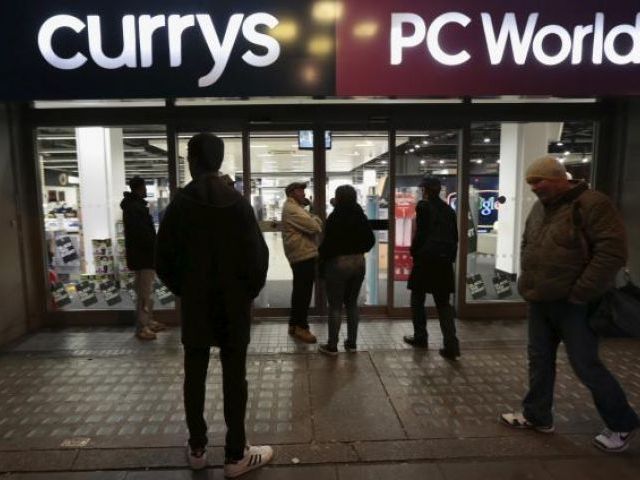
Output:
[38, 126, 174, 311]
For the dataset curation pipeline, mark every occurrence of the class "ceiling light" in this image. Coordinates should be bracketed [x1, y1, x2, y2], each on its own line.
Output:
[439, 159, 445, 164]
[564, 150, 571, 156]
[420, 160, 426, 165]
[380, 160, 388, 165]
[483, 137, 491, 143]
[582, 157, 590, 163]
[557, 141, 564, 146]
[558, 157, 565, 163]
[422, 140, 429, 145]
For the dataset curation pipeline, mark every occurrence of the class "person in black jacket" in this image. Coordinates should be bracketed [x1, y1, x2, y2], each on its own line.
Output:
[403, 176, 461, 360]
[155, 133, 273, 476]
[318, 185, 375, 355]
[120, 176, 165, 340]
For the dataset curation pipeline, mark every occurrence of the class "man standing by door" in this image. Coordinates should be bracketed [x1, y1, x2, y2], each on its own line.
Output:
[403, 176, 460, 360]
[156, 133, 273, 475]
[120, 176, 165, 340]
[282, 181, 323, 343]
[500, 155, 638, 452]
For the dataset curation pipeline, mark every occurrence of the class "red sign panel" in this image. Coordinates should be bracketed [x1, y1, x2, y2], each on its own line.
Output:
[337, 0, 640, 96]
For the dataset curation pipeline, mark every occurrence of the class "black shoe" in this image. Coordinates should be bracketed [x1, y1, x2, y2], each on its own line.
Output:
[343, 341, 357, 353]
[318, 343, 338, 356]
[403, 335, 428, 348]
[439, 348, 460, 360]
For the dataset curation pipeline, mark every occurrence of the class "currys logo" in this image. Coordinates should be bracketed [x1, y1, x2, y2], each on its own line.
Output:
[37, 13, 281, 87]
[391, 12, 640, 66]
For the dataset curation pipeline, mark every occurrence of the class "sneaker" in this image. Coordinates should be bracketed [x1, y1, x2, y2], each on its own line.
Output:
[148, 320, 166, 332]
[403, 335, 428, 348]
[500, 412, 555, 433]
[292, 327, 317, 344]
[318, 343, 338, 356]
[439, 348, 461, 360]
[186, 444, 207, 470]
[136, 327, 157, 340]
[593, 428, 636, 452]
[224, 445, 273, 478]
[343, 341, 357, 353]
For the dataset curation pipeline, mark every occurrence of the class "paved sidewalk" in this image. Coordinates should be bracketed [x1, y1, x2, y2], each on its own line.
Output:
[1, 319, 639, 479]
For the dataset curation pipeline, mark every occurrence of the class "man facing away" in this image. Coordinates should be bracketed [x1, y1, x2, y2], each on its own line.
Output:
[156, 133, 273, 476]
[500, 155, 638, 452]
[120, 176, 166, 340]
[281, 181, 323, 343]
[403, 176, 460, 360]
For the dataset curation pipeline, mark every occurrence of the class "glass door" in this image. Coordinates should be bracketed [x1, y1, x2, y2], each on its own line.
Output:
[392, 129, 461, 311]
[249, 130, 315, 310]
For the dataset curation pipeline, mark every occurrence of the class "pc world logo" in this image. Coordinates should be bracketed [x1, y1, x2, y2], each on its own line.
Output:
[391, 12, 640, 66]
[37, 13, 281, 87]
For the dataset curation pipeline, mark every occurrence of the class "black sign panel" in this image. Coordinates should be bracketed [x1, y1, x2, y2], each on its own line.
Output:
[0, 0, 334, 100]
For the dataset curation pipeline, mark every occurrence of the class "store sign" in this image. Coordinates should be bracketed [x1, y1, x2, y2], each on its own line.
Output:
[0, 0, 639, 99]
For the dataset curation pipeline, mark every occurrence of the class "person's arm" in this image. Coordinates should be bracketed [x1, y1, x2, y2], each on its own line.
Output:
[569, 198, 627, 303]
[155, 199, 182, 296]
[410, 202, 428, 257]
[285, 203, 323, 234]
[238, 201, 269, 299]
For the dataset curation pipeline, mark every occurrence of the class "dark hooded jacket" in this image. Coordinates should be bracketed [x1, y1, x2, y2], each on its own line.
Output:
[155, 173, 268, 347]
[518, 181, 627, 303]
[318, 203, 375, 261]
[120, 192, 156, 270]
[408, 196, 458, 294]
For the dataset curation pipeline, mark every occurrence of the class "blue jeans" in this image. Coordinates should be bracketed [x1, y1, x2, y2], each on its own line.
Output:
[324, 254, 365, 349]
[523, 300, 639, 432]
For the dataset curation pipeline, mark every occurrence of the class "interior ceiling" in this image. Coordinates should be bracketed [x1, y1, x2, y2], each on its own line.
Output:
[38, 122, 594, 181]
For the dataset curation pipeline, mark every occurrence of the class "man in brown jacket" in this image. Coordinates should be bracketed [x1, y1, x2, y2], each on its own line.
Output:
[500, 156, 638, 452]
[282, 181, 323, 343]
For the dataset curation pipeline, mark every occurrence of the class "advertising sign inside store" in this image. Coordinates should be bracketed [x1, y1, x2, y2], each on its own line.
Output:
[0, 0, 639, 99]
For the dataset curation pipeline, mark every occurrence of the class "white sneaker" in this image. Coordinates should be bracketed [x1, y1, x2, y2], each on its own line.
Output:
[224, 445, 273, 478]
[593, 428, 636, 452]
[186, 444, 207, 470]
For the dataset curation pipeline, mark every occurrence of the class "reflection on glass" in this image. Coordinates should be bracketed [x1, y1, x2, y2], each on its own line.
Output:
[465, 121, 594, 303]
[393, 130, 459, 308]
[39, 126, 173, 311]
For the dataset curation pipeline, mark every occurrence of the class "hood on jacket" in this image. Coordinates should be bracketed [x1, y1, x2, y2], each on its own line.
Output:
[179, 173, 242, 209]
[120, 191, 147, 210]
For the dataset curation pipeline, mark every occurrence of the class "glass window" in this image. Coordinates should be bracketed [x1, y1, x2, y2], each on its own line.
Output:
[177, 132, 243, 189]
[38, 126, 174, 311]
[394, 130, 460, 308]
[465, 121, 594, 302]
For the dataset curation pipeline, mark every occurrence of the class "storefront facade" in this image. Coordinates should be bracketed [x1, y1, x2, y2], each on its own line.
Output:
[1, 1, 639, 341]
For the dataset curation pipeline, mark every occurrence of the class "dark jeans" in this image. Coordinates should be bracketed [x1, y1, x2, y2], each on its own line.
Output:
[410, 290, 459, 353]
[184, 344, 248, 460]
[325, 254, 365, 349]
[289, 257, 316, 330]
[523, 300, 639, 432]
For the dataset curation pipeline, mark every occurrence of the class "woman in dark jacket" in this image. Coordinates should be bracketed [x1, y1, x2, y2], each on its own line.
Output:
[318, 185, 375, 355]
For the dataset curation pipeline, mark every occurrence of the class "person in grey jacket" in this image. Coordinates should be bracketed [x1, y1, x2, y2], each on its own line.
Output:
[156, 133, 273, 476]
[500, 155, 638, 453]
[281, 181, 323, 343]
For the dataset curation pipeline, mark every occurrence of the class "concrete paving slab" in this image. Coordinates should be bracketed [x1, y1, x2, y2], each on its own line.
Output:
[438, 460, 552, 480]
[541, 457, 640, 480]
[0, 449, 76, 473]
[7, 472, 126, 480]
[73, 447, 188, 470]
[337, 462, 444, 480]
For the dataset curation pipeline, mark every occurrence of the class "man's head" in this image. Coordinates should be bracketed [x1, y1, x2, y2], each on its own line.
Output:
[128, 176, 147, 198]
[419, 175, 441, 199]
[285, 181, 308, 205]
[525, 155, 571, 204]
[187, 133, 224, 179]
